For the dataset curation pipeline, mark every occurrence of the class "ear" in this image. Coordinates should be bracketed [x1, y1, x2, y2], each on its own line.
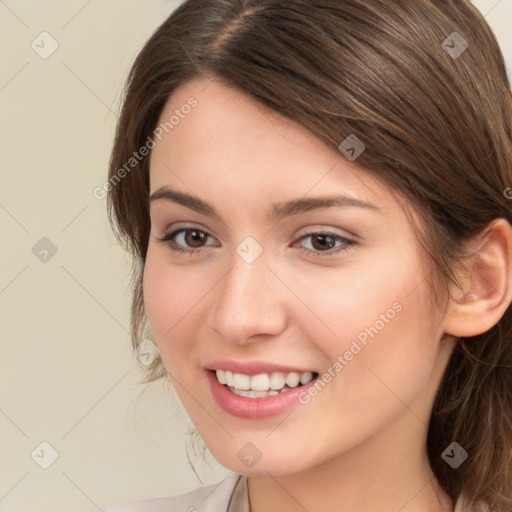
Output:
[443, 218, 512, 338]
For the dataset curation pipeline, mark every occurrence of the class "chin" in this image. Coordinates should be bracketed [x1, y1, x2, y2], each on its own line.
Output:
[204, 440, 316, 477]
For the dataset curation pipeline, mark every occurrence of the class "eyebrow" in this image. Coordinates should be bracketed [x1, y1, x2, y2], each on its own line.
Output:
[149, 186, 382, 221]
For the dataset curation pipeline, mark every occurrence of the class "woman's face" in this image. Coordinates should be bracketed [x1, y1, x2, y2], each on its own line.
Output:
[143, 77, 456, 476]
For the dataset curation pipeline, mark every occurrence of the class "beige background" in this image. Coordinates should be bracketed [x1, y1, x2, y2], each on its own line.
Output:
[1, 1, 511, 511]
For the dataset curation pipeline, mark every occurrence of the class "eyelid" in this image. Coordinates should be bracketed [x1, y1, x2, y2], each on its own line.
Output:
[157, 221, 217, 241]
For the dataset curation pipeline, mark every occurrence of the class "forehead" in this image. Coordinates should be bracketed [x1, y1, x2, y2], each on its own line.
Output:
[149, 77, 394, 215]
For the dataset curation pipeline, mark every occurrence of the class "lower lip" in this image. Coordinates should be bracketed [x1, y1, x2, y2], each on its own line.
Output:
[206, 370, 318, 419]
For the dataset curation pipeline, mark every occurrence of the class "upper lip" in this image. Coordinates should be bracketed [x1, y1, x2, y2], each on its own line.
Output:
[205, 359, 317, 376]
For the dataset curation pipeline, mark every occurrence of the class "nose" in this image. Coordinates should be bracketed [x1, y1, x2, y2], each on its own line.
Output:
[208, 246, 288, 345]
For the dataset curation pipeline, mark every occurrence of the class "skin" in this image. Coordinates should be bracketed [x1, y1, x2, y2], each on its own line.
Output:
[143, 77, 512, 512]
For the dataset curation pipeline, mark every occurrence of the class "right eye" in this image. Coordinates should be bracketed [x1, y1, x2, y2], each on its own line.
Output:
[156, 227, 217, 255]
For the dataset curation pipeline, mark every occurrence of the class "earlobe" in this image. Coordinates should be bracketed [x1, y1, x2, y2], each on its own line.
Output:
[443, 218, 512, 338]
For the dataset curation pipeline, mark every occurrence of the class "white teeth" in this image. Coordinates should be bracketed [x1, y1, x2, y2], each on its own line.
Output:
[300, 372, 313, 385]
[250, 373, 270, 391]
[216, 370, 227, 385]
[225, 370, 234, 387]
[215, 369, 315, 392]
[285, 372, 300, 387]
[231, 388, 280, 398]
[232, 373, 250, 390]
[269, 372, 285, 389]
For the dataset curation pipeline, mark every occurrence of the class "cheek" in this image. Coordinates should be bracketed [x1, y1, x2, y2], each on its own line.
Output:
[289, 252, 421, 347]
[143, 255, 173, 341]
[293, 251, 437, 408]
[142, 250, 214, 365]
[142, 251, 180, 361]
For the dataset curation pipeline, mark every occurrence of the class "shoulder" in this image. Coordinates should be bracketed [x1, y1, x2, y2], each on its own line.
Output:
[102, 473, 242, 512]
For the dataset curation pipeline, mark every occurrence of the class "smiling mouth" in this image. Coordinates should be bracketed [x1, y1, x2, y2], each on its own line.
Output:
[210, 369, 319, 398]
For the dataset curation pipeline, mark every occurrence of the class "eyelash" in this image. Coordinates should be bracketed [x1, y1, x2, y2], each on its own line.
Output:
[156, 227, 356, 258]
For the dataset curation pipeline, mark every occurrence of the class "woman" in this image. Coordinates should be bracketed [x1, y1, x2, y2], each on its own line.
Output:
[103, 0, 512, 510]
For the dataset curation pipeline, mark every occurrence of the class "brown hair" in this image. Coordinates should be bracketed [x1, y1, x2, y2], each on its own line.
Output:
[106, 0, 512, 509]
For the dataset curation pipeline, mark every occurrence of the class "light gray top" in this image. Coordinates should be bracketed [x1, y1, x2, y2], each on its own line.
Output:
[102, 472, 475, 512]
[102, 473, 249, 512]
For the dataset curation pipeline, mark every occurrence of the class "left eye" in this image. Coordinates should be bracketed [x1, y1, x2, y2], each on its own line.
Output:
[294, 231, 356, 257]
[156, 228, 356, 257]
